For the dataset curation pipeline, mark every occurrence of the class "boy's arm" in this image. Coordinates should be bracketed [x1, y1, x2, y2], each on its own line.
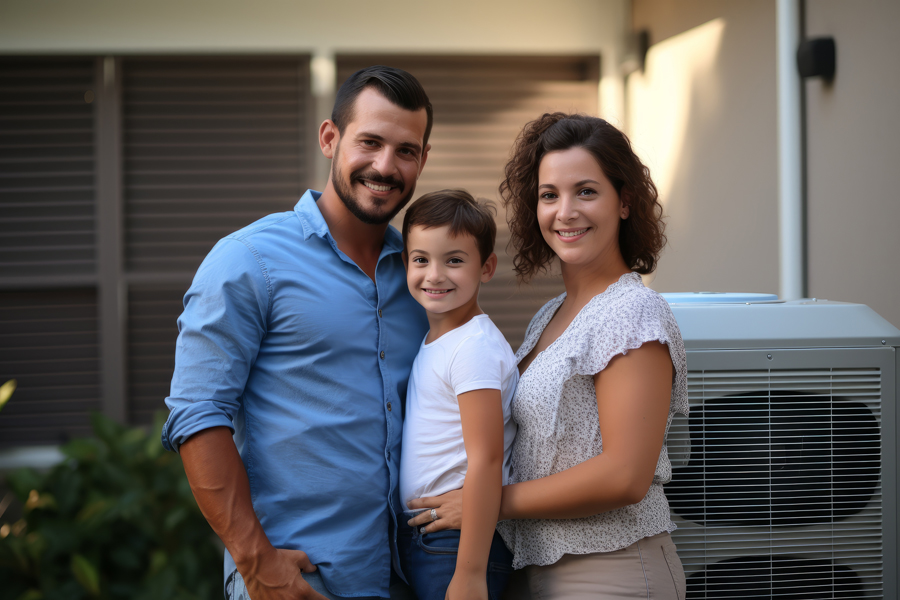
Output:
[447, 388, 505, 600]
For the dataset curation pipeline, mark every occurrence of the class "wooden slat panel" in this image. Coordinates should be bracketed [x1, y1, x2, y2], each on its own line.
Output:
[127, 285, 185, 425]
[337, 56, 600, 349]
[122, 56, 312, 274]
[0, 289, 100, 447]
[0, 57, 96, 280]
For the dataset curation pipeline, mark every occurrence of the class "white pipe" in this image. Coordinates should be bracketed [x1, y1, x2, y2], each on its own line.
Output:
[777, 0, 805, 300]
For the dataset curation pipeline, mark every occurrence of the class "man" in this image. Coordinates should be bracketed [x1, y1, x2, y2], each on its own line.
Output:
[161, 66, 432, 600]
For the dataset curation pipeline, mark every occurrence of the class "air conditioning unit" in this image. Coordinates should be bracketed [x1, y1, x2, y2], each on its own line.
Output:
[662, 293, 900, 600]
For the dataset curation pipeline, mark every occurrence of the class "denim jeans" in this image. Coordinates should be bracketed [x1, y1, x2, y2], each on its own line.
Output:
[225, 568, 414, 600]
[398, 518, 514, 600]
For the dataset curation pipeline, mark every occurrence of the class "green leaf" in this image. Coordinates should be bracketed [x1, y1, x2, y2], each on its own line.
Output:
[76, 499, 112, 523]
[6, 469, 43, 503]
[163, 507, 188, 532]
[70, 553, 100, 596]
[0, 379, 16, 411]
[90, 412, 122, 447]
[148, 549, 167, 575]
[61, 438, 103, 463]
[16, 590, 42, 600]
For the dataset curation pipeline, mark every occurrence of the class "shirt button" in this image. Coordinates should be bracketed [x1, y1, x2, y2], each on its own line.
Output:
[387, 402, 392, 411]
[386, 451, 391, 459]
[378, 309, 383, 318]
[380, 351, 385, 359]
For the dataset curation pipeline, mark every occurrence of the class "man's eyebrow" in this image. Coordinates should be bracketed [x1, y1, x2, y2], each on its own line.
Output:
[357, 131, 422, 155]
[444, 249, 469, 256]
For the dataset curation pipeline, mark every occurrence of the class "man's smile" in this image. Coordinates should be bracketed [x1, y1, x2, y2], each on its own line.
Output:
[362, 181, 396, 192]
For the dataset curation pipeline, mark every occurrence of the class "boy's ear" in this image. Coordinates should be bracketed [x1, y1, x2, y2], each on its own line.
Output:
[480, 253, 498, 283]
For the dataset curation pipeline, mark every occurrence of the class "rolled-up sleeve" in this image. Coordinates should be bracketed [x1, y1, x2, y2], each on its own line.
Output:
[161, 237, 271, 452]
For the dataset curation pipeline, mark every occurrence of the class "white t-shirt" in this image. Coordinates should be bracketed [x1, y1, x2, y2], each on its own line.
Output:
[400, 314, 518, 510]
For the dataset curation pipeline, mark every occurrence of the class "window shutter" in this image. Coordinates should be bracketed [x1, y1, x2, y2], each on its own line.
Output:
[120, 56, 312, 423]
[121, 57, 312, 277]
[0, 57, 97, 283]
[0, 290, 100, 447]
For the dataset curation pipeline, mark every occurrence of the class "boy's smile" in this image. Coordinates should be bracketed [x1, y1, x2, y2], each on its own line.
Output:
[406, 224, 497, 340]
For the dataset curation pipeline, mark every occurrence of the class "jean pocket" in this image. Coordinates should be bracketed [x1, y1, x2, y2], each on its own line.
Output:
[416, 529, 460, 555]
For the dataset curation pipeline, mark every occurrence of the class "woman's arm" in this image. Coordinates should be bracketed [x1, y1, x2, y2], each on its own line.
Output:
[446, 388, 505, 600]
[410, 342, 672, 529]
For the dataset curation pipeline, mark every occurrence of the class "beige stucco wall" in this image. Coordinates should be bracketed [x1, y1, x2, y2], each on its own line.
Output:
[629, 0, 780, 297]
[631, 0, 899, 327]
[805, 0, 900, 327]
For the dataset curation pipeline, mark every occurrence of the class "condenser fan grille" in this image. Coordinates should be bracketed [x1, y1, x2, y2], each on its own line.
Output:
[666, 368, 884, 599]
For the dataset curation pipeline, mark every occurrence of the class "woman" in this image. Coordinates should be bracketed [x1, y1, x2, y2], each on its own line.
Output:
[408, 113, 688, 599]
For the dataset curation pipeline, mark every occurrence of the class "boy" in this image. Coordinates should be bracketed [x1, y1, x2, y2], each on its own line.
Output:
[398, 189, 518, 600]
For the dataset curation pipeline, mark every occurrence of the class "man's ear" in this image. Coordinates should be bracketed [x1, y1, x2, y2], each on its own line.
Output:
[480, 252, 498, 283]
[417, 143, 431, 178]
[320, 120, 339, 159]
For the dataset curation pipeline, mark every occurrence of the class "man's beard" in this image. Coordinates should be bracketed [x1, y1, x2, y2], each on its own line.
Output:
[331, 148, 415, 225]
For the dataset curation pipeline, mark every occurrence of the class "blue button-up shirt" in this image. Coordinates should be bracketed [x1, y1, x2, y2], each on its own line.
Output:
[162, 190, 428, 598]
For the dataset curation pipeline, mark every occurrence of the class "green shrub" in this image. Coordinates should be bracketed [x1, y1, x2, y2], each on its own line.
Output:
[0, 413, 223, 600]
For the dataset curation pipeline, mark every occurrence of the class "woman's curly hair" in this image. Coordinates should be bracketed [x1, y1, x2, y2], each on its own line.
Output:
[500, 113, 666, 282]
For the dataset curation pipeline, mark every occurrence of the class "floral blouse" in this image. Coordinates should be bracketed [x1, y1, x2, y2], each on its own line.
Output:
[496, 272, 688, 569]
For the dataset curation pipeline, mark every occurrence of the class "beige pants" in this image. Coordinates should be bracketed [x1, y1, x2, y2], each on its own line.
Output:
[503, 533, 686, 600]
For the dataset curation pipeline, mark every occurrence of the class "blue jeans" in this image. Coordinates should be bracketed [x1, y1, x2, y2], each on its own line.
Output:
[226, 569, 414, 600]
[398, 518, 513, 600]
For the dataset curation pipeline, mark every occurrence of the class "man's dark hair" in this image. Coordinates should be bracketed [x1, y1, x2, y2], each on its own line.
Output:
[402, 189, 497, 265]
[332, 65, 433, 146]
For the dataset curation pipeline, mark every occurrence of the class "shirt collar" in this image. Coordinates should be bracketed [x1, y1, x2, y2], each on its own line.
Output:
[293, 189, 404, 256]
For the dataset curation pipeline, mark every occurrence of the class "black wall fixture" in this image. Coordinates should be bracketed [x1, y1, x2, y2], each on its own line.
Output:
[797, 37, 836, 80]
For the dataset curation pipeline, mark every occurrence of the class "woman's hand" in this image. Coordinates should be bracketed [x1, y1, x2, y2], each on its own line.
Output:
[445, 573, 488, 600]
[407, 488, 463, 532]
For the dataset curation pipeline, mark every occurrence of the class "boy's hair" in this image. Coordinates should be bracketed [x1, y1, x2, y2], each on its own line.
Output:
[402, 189, 497, 265]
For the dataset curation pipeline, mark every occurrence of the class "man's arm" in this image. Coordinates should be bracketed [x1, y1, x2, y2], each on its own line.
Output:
[180, 427, 326, 600]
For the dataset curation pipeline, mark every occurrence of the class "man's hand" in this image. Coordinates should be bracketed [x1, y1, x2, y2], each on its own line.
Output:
[179, 428, 327, 599]
[407, 488, 463, 532]
[242, 548, 327, 600]
[445, 573, 487, 600]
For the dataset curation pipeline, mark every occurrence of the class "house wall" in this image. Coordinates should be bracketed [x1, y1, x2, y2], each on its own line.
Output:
[805, 0, 900, 328]
[631, 0, 899, 327]
[629, 0, 780, 297]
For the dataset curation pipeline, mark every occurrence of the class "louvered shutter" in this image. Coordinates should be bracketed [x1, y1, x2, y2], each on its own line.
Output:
[0, 290, 100, 447]
[0, 57, 97, 282]
[337, 56, 600, 349]
[121, 56, 312, 424]
[121, 56, 311, 275]
[0, 58, 101, 447]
